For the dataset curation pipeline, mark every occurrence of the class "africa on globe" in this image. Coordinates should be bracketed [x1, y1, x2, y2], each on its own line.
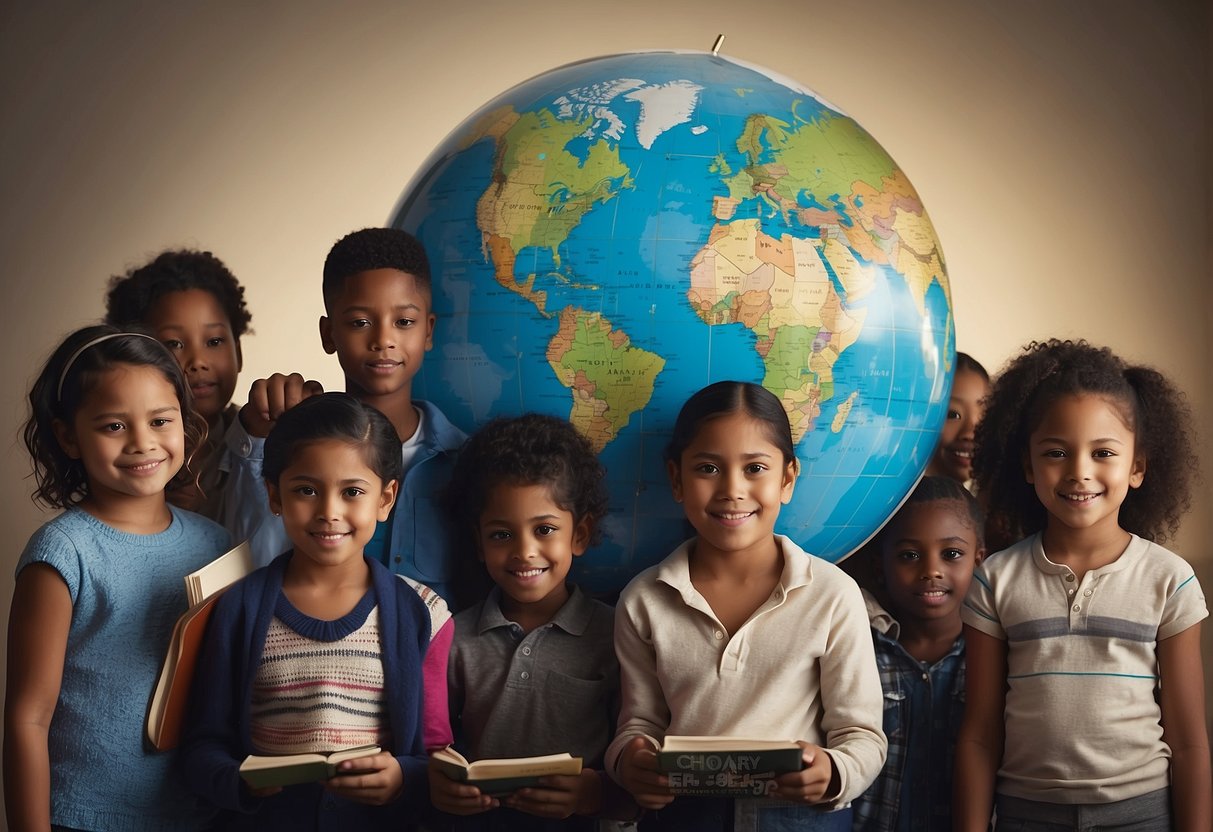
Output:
[391, 49, 954, 592]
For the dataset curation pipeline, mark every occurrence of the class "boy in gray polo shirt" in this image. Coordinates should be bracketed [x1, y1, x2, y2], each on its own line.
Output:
[428, 414, 635, 831]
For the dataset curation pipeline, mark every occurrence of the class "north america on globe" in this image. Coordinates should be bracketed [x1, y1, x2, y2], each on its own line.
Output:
[391, 51, 954, 591]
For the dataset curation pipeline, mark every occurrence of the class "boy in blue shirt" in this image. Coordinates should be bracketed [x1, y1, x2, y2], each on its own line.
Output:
[852, 476, 985, 832]
[220, 228, 468, 606]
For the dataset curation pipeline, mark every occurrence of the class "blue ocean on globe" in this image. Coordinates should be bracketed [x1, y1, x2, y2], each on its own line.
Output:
[391, 50, 954, 592]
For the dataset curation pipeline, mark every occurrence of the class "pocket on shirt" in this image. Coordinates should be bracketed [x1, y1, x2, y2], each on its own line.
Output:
[544, 669, 612, 709]
[882, 688, 907, 745]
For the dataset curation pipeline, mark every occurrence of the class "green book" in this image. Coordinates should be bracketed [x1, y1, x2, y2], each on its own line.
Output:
[430, 746, 582, 797]
[239, 744, 381, 789]
[656, 736, 804, 797]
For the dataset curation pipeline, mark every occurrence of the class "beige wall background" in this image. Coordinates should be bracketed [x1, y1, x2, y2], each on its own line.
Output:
[0, 0, 1209, 820]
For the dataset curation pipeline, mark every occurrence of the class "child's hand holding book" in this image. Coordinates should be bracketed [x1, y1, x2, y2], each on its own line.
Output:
[503, 769, 602, 819]
[322, 750, 404, 806]
[617, 736, 675, 810]
[427, 759, 499, 815]
[769, 741, 835, 805]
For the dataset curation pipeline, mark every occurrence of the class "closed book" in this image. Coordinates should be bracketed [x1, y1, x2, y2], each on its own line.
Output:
[146, 541, 255, 751]
[239, 745, 381, 789]
[656, 736, 803, 797]
[430, 746, 582, 796]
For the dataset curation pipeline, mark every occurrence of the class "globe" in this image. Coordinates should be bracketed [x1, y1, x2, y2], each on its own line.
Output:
[391, 50, 954, 593]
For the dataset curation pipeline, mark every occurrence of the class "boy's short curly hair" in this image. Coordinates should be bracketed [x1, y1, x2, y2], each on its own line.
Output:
[444, 413, 609, 548]
[322, 227, 431, 305]
[973, 338, 1197, 550]
[104, 249, 252, 338]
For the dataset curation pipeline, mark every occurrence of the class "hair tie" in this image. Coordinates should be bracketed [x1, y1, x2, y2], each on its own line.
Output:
[56, 332, 166, 402]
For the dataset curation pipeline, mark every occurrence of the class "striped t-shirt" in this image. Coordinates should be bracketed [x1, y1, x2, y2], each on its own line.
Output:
[962, 533, 1207, 804]
[250, 588, 390, 754]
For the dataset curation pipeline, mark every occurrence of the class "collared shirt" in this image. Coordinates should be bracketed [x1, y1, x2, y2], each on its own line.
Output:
[853, 593, 965, 832]
[605, 535, 886, 809]
[962, 533, 1207, 804]
[448, 584, 618, 765]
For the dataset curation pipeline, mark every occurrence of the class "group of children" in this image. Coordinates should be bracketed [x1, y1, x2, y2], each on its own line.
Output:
[3, 227, 1208, 832]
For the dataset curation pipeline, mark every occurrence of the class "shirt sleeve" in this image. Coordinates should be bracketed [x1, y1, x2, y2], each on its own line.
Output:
[961, 561, 1005, 639]
[1159, 570, 1209, 641]
[17, 524, 83, 603]
[604, 586, 669, 780]
[218, 417, 288, 565]
[399, 575, 454, 751]
[423, 618, 454, 750]
[815, 577, 888, 807]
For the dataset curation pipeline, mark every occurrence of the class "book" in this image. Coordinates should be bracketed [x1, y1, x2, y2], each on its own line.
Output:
[429, 746, 583, 796]
[184, 539, 255, 607]
[146, 540, 255, 751]
[655, 736, 804, 797]
[240, 745, 382, 789]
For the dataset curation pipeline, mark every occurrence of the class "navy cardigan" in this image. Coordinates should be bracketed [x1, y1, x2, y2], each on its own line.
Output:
[180, 553, 430, 830]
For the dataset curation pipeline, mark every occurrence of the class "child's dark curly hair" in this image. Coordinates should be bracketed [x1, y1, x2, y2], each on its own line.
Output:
[322, 228, 431, 306]
[973, 338, 1197, 550]
[104, 249, 252, 338]
[444, 413, 609, 549]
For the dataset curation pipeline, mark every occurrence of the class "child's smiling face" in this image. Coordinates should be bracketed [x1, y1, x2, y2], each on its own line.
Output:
[477, 482, 590, 622]
[880, 499, 983, 626]
[267, 438, 398, 570]
[1026, 393, 1145, 538]
[667, 411, 797, 563]
[928, 368, 989, 484]
[55, 363, 186, 504]
[319, 269, 435, 402]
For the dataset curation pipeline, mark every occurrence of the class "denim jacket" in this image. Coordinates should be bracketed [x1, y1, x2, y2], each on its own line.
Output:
[852, 592, 966, 832]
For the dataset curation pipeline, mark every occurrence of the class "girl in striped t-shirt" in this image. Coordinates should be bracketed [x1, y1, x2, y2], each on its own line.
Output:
[183, 393, 446, 830]
[956, 339, 1210, 831]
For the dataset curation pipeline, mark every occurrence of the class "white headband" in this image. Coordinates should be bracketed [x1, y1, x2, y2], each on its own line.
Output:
[56, 332, 167, 402]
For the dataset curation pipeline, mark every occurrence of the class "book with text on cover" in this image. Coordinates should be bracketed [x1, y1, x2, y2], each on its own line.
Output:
[430, 746, 583, 796]
[240, 744, 381, 789]
[145, 540, 256, 751]
[656, 736, 804, 797]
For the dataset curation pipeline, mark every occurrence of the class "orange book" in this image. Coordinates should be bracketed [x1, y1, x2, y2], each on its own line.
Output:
[146, 541, 254, 751]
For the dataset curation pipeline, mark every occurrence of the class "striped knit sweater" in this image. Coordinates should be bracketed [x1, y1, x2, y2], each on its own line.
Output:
[250, 588, 389, 754]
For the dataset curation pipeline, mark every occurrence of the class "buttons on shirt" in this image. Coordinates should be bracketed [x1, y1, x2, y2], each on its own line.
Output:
[714, 630, 724, 640]
[1065, 574, 1075, 582]
[1072, 604, 1081, 612]
[1068, 589, 1076, 596]
[522, 646, 532, 655]
[1083, 589, 1093, 597]
[520, 671, 530, 680]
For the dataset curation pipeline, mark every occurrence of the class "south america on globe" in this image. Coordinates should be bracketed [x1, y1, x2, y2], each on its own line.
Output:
[391, 49, 954, 592]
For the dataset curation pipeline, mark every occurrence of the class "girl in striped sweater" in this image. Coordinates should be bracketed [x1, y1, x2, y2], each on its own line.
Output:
[182, 393, 448, 830]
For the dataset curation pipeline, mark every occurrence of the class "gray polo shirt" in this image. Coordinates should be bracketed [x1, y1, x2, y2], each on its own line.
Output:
[449, 584, 619, 766]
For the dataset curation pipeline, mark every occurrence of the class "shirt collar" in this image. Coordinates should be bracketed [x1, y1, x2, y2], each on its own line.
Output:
[1029, 531, 1145, 576]
[864, 588, 900, 640]
[476, 583, 595, 636]
[655, 534, 817, 604]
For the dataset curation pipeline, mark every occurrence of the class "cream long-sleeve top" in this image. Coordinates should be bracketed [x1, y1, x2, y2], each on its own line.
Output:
[605, 534, 887, 807]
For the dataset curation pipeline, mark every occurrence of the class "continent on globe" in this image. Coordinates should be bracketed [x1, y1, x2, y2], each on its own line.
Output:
[687, 218, 866, 442]
[391, 50, 955, 590]
[546, 306, 666, 453]
[474, 107, 633, 316]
